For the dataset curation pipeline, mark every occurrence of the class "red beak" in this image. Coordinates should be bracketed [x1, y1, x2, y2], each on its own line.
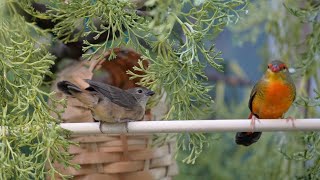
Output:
[270, 65, 280, 72]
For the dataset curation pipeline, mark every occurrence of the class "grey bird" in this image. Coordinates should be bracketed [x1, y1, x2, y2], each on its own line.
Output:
[57, 79, 154, 131]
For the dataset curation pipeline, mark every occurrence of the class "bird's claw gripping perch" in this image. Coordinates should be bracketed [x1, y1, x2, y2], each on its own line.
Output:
[250, 115, 260, 132]
[99, 120, 132, 133]
[285, 116, 296, 128]
[99, 122, 104, 133]
[116, 119, 133, 133]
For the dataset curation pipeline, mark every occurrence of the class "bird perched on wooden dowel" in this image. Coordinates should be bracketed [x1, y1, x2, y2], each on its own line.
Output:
[235, 60, 296, 146]
[57, 79, 154, 132]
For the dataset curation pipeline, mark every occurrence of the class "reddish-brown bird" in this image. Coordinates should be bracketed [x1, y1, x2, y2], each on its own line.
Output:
[235, 60, 296, 146]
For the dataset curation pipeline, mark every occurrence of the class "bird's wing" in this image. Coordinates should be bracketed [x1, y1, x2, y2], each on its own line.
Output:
[84, 79, 137, 109]
[286, 74, 296, 102]
[248, 82, 259, 113]
[248, 79, 267, 117]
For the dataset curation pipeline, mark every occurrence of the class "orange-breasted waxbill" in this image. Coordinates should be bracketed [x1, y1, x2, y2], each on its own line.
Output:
[235, 60, 296, 146]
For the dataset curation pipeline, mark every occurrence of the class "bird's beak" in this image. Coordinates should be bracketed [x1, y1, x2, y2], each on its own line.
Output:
[270, 65, 280, 72]
[146, 90, 155, 96]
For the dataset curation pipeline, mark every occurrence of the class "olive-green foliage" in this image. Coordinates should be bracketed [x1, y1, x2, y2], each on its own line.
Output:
[176, 133, 305, 180]
[1, 0, 251, 178]
[176, 0, 320, 179]
[17, 0, 249, 164]
[0, 2, 75, 179]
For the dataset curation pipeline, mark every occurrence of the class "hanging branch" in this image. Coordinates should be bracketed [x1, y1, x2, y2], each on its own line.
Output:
[10, 0, 247, 163]
[15, 0, 249, 164]
[0, 2, 75, 179]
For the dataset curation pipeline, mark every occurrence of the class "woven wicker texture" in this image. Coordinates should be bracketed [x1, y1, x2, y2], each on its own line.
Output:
[52, 49, 178, 180]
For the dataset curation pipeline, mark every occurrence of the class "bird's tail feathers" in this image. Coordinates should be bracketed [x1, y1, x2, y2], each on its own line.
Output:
[235, 112, 261, 146]
[57, 81, 82, 95]
[57, 80, 97, 108]
[235, 132, 262, 146]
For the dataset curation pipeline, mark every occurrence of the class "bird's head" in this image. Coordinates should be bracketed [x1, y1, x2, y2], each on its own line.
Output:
[265, 60, 290, 80]
[126, 87, 154, 106]
[267, 60, 288, 73]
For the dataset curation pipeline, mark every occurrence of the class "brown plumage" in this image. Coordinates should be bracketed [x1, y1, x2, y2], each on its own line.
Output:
[57, 80, 154, 124]
[236, 60, 296, 146]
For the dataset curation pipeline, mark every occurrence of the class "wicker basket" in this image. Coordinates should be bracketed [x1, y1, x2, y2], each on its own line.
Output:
[52, 49, 178, 180]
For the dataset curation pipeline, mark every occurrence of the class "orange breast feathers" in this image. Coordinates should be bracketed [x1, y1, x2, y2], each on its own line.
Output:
[251, 80, 295, 119]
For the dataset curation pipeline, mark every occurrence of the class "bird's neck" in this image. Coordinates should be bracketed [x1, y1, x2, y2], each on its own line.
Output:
[264, 71, 289, 83]
[138, 101, 148, 109]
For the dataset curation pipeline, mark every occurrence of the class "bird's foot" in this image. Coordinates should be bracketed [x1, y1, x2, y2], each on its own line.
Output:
[250, 115, 260, 133]
[285, 116, 296, 128]
[116, 119, 133, 133]
[99, 121, 104, 133]
[99, 120, 131, 133]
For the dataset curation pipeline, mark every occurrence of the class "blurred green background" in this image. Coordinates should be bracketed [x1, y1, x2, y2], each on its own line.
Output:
[175, 0, 320, 179]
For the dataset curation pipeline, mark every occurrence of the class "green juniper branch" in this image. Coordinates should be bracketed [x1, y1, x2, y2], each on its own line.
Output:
[0, 2, 75, 179]
[282, 2, 320, 178]
[10, 0, 248, 172]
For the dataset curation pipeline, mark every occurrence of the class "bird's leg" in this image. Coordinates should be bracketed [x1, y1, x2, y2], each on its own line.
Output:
[116, 119, 133, 133]
[250, 115, 260, 133]
[99, 121, 104, 133]
[93, 118, 104, 133]
[284, 116, 296, 128]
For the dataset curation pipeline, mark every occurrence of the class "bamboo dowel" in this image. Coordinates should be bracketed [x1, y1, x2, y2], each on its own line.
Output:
[59, 119, 320, 135]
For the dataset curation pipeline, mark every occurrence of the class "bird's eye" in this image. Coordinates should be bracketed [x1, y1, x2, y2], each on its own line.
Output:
[137, 89, 143, 93]
[280, 64, 287, 70]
